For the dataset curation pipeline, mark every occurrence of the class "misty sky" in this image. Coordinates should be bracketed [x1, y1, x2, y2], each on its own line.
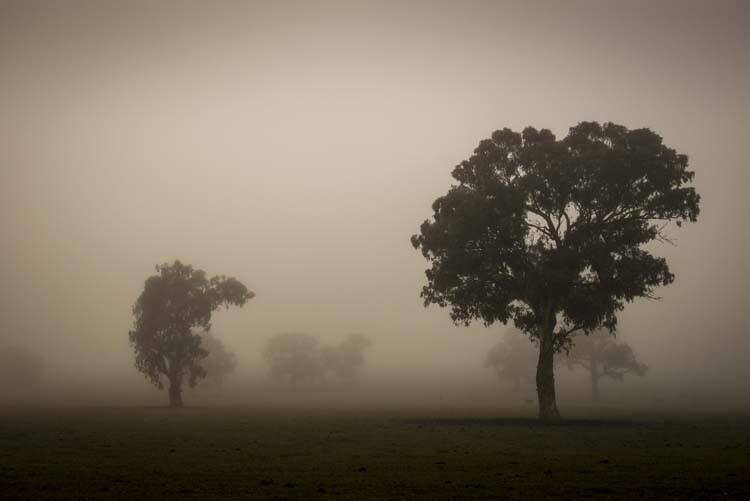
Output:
[1, 0, 748, 393]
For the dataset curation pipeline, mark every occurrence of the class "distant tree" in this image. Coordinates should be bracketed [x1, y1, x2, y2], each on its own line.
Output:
[0, 346, 44, 389]
[412, 122, 700, 419]
[561, 330, 647, 401]
[197, 331, 238, 390]
[485, 330, 537, 391]
[263, 333, 325, 386]
[321, 333, 371, 380]
[128, 260, 254, 407]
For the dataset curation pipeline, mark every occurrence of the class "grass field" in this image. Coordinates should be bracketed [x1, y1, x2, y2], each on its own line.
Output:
[1, 405, 749, 499]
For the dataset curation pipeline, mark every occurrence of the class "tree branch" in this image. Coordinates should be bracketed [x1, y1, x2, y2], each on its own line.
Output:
[525, 203, 563, 248]
[557, 324, 585, 338]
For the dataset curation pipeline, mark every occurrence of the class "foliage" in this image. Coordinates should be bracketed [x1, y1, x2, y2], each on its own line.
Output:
[128, 260, 253, 403]
[412, 121, 699, 340]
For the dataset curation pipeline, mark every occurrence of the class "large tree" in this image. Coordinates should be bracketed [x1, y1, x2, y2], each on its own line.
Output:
[561, 330, 647, 402]
[412, 122, 699, 420]
[129, 260, 254, 407]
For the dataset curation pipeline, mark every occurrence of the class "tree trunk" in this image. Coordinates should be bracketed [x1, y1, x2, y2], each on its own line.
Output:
[590, 357, 600, 402]
[536, 329, 560, 421]
[168, 371, 183, 408]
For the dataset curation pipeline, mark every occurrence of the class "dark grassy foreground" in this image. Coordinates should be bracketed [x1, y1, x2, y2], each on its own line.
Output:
[1, 406, 749, 500]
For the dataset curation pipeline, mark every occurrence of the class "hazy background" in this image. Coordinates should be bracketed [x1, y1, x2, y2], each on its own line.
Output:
[1, 0, 748, 407]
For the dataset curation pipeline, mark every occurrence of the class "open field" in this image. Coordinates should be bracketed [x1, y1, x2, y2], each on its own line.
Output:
[1, 405, 749, 499]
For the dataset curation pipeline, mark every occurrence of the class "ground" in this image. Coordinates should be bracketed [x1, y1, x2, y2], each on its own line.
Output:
[1, 405, 749, 499]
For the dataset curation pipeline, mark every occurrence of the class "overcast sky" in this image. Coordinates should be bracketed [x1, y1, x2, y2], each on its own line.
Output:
[1, 0, 748, 394]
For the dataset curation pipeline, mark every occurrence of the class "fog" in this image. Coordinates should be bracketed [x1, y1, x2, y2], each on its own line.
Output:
[1, 0, 748, 409]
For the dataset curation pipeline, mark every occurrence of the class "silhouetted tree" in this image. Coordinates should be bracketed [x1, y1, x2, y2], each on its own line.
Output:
[263, 333, 324, 386]
[412, 122, 700, 419]
[129, 260, 254, 407]
[0, 346, 44, 389]
[197, 331, 238, 390]
[562, 330, 647, 401]
[321, 333, 371, 380]
[485, 330, 537, 391]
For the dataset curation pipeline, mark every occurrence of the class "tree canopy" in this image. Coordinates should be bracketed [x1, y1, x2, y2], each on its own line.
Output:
[412, 122, 699, 419]
[128, 260, 254, 406]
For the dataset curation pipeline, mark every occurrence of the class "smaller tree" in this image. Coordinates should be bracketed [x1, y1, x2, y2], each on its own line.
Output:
[321, 333, 371, 380]
[197, 332, 237, 390]
[129, 260, 254, 407]
[263, 333, 325, 386]
[0, 346, 44, 391]
[485, 330, 537, 391]
[561, 330, 647, 401]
